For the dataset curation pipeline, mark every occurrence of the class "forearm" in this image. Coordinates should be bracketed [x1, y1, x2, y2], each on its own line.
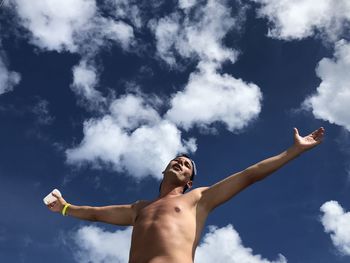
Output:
[247, 145, 304, 182]
[64, 204, 97, 222]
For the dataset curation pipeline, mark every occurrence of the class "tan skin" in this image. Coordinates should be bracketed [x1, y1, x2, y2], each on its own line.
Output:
[48, 127, 325, 263]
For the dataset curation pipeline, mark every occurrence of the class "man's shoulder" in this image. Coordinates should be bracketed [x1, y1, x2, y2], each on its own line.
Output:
[185, 187, 209, 200]
[189, 187, 209, 194]
[132, 199, 151, 213]
[133, 199, 150, 206]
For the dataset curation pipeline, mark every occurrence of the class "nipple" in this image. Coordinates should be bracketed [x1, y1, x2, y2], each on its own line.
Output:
[174, 207, 181, 213]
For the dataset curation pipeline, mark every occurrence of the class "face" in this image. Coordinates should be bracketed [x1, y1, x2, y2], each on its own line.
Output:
[163, 156, 193, 184]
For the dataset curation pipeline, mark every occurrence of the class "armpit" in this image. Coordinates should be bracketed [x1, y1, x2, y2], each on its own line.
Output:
[132, 200, 150, 224]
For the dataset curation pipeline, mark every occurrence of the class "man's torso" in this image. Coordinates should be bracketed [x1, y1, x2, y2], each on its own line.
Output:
[129, 188, 208, 263]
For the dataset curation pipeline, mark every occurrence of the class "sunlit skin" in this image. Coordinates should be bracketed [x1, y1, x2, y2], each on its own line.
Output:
[48, 127, 325, 263]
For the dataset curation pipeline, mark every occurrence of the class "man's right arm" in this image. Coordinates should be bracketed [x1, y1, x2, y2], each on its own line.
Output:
[47, 192, 137, 226]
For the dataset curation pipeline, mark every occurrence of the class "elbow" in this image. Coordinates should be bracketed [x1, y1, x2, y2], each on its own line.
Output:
[244, 167, 259, 186]
[244, 168, 261, 185]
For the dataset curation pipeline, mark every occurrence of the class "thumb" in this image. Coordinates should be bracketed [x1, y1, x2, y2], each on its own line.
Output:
[293, 127, 299, 137]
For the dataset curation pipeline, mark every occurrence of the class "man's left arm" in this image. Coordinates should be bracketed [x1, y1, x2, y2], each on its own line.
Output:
[199, 127, 325, 212]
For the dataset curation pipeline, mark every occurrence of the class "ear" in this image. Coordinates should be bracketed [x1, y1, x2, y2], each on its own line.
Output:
[186, 181, 193, 189]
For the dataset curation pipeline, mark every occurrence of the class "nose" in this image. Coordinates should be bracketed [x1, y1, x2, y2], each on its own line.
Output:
[176, 159, 184, 166]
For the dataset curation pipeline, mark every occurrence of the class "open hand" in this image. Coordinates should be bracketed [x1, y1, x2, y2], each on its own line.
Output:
[293, 127, 325, 151]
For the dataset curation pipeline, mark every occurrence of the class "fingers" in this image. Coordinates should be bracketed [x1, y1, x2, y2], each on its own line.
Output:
[312, 127, 325, 140]
[318, 127, 325, 135]
[307, 127, 325, 147]
[51, 192, 64, 202]
[47, 201, 56, 209]
[303, 127, 325, 139]
[313, 127, 325, 134]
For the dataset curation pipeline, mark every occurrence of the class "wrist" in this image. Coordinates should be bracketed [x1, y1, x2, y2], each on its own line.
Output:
[289, 144, 305, 156]
[62, 203, 71, 216]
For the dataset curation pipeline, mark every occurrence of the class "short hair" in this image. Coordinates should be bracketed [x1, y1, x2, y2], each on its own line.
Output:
[159, 154, 197, 194]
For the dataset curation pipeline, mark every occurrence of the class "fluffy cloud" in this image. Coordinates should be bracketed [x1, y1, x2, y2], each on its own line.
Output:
[105, 0, 142, 29]
[11, 0, 262, 176]
[66, 94, 196, 179]
[8, 0, 136, 122]
[70, 225, 286, 263]
[303, 40, 350, 131]
[320, 201, 350, 255]
[150, 14, 181, 65]
[100, 19, 134, 50]
[151, 0, 238, 66]
[13, 0, 96, 52]
[12, 0, 134, 53]
[253, 0, 350, 41]
[195, 225, 286, 263]
[178, 0, 197, 9]
[71, 60, 106, 109]
[72, 226, 132, 263]
[11, 0, 135, 112]
[151, 0, 262, 133]
[253, 1, 350, 132]
[166, 62, 262, 132]
[109, 94, 160, 130]
[0, 55, 21, 95]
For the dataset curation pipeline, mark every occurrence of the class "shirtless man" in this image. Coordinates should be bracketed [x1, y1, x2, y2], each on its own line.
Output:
[47, 127, 325, 263]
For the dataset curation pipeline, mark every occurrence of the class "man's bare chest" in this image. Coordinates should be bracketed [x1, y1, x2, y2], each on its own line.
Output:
[135, 196, 196, 224]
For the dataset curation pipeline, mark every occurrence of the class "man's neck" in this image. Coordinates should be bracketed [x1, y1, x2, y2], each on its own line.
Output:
[159, 184, 184, 198]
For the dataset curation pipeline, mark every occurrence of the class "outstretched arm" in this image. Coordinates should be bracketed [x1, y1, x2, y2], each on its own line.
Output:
[199, 127, 325, 212]
[47, 192, 136, 226]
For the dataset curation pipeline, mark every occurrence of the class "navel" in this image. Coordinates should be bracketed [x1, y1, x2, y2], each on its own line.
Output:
[174, 206, 181, 213]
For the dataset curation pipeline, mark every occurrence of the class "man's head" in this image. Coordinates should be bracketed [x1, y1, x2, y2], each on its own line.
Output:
[159, 154, 197, 194]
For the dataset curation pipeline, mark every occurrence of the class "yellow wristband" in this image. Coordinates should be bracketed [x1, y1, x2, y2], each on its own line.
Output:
[62, 203, 71, 216]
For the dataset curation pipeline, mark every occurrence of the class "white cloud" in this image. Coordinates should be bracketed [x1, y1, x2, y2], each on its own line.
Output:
[0, 55, 21, 95]
[71, 60, 106, 109]
[10, 0, 135, 116]
[196, 225, 287, 263]
[72, 226, 132, 263]
[109, 94, 160, 130]
[105, 0, 142, 29]
[70, 224, 286, 263]
[252, 1, 350, 133]
[253, 0, 350, 41]
[303, 40, 350, 131]
[12, 0, 134, 53]
[151, 0, 238, 66]
[151, 0, 261, 133]
[179, 0, 197, 9]
[320, 200, 350, 256]
[66, 94, 196, 180]
[150, 14, 181, 65]
[13, 0, 96, 52]
[166, 62, 262, 132]
[101, 19, 134, 49]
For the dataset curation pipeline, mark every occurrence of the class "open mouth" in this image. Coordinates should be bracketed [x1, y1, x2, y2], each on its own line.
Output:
[173, 163, 182, 171]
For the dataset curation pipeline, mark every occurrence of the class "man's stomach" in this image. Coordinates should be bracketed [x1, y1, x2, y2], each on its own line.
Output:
[129, 220, 195, 263]
[129, 254, 193, 263]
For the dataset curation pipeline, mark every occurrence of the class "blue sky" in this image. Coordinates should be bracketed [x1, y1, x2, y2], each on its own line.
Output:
[1, 0, 350, 262]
